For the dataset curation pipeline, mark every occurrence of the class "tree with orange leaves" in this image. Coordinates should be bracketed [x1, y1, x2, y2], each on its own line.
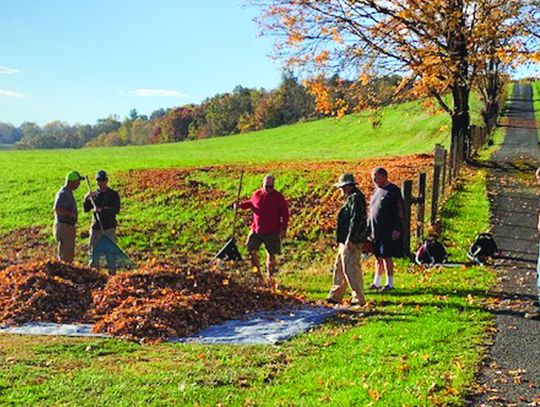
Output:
[254, 0, 540, 163]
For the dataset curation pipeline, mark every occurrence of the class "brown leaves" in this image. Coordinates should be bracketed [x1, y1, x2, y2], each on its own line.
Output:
[91, 263, 303, 342]
[0, 260, 303, 343]
[0, 260, 107, 325]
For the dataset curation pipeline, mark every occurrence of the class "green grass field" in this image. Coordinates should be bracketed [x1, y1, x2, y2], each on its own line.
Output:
[0, 93, 496, 406]
[0, 95, 481, 234]
[532, 81, 540, 140]
[0, 170, 494, 406]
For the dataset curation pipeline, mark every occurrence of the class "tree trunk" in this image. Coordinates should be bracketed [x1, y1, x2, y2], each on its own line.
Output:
[482, 59, 503, 134]
[450, 85, 470, 171]
[448, 0, 470, 167]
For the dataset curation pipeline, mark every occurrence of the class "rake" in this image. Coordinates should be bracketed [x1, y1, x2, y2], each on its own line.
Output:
[85, 176, 133, 271]
[211, 169, 244, 262]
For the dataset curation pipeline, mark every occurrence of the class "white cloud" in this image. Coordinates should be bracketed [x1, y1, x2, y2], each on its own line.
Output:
[0, 65, 19, 74]
[127, 88, 189, 98]
[0, 89, 26, 98]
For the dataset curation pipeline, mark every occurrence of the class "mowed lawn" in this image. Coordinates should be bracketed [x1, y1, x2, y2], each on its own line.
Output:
[0, 95, 495, 406]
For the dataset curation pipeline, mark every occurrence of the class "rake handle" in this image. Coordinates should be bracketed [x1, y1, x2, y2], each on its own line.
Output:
[85, 176, 105, 234]
[231, 169, 244, 239]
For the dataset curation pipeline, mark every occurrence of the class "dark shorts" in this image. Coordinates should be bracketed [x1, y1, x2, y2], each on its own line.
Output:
[246, 232, 281, 255]
[374, 238, 403, 258]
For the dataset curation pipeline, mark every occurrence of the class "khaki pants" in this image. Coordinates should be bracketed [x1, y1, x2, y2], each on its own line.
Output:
[328, 243, 365, 303]
[89, 228, 117, 270]
[53, 222, 76, 263]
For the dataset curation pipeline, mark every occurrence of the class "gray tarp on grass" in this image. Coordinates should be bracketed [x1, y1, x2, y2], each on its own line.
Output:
[0, 322, 108, 337]
[171, 306, 337, 345]
[0, 306, 337, 345]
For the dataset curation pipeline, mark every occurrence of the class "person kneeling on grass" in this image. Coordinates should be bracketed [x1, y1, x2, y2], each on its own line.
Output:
[327, 173, 370, 306]
[236, 174, 289, 285]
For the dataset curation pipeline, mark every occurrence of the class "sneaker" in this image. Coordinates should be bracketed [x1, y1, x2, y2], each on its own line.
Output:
[369, 284, 381, 290]
[350, 298, 366, 306]
[380, 285, 395, 292]
[524, 311, 540, 320]
[326, 297, 340, 305]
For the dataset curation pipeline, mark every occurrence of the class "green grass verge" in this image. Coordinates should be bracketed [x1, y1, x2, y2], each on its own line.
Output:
[0, 169, 495, 406]
[532, 81, 540, 139]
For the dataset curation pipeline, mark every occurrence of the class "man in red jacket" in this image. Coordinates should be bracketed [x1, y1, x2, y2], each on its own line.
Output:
[237, 174, 290, 284]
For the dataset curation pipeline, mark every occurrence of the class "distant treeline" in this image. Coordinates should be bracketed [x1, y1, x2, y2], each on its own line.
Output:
[0, 73, 403, 149]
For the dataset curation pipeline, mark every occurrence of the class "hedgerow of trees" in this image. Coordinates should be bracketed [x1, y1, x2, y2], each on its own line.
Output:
[1, 71, 405, 149]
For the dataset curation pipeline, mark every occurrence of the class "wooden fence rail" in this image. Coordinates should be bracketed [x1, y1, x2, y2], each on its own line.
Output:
[400, 125, 490, 257]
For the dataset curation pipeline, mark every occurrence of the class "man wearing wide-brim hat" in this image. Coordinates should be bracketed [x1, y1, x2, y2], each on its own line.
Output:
[327, 173, 370, 306]
[53, 170, 84, 263]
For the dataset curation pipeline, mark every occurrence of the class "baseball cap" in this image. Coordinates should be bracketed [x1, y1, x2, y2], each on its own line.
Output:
[95, 170, 108, 181]
[66, 170, 83, 182]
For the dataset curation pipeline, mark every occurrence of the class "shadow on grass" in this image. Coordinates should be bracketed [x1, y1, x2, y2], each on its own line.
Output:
[469, 159, 539, 172]
[322, 286, 540, 328]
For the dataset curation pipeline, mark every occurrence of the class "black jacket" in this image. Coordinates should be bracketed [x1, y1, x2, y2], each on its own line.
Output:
[83, 188, 120, 230]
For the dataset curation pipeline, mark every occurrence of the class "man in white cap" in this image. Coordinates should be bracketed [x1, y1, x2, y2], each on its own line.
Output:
[53, 170, 83, 263]
[237, 174, 289, 285]
[327, 173, 369, 306]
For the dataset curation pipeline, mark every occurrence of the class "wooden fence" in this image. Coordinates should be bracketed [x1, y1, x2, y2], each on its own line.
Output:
[400, 125, 489, 257]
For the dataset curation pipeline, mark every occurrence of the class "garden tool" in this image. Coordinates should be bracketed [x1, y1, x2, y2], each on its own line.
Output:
[212, 169, 244, 262]
[85, 176, 133, 270]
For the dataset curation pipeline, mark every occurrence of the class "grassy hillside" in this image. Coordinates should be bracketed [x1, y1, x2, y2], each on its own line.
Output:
[0, 95, 481, 234]
[0, 93, 498, 406]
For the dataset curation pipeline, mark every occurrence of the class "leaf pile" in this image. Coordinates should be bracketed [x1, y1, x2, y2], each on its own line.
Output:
[0, 260, 107, 325]
[91, 263, 303, 342]
[119, 154, 434, 251]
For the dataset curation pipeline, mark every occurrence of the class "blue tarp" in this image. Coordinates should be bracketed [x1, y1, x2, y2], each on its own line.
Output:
[0, 306, 337, 345]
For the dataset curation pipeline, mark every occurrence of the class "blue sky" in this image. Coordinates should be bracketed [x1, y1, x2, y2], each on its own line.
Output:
[0, 0, 282, 126]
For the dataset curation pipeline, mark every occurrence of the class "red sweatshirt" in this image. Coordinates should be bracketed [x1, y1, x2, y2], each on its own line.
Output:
[238, 189, 290, 235]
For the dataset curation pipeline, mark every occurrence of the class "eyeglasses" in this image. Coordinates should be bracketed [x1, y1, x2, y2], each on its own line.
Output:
[265, 184, 274, 188]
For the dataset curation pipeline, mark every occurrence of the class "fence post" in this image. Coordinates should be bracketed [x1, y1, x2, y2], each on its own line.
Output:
[457, 134, 464, 176]
[441, 148, 448, 198]
[449, 139, 455, 183]
[470, 125, 477, 157]
[431, 145, 444, 225]
[402, 180, 413, 258]
[416, 173, 426, 242]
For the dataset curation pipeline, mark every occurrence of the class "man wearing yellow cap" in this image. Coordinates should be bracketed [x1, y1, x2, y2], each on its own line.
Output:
[53, 170, 83, 263]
